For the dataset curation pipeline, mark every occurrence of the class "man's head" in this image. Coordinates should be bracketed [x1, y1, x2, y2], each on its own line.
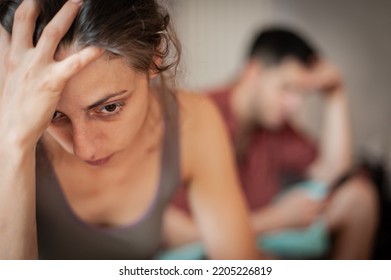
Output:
[242, 27, 318, 129]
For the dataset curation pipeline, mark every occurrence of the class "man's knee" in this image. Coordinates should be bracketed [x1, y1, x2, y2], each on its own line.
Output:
[325, 173, 380, 230]
[337, 174, 379, 211]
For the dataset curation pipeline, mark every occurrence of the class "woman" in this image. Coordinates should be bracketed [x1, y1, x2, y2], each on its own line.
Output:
[0, 0, 259, 259]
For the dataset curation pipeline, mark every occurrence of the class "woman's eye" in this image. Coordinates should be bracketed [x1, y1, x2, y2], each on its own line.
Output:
[52, 111, 64, 121]
[99, 103, 123, 114]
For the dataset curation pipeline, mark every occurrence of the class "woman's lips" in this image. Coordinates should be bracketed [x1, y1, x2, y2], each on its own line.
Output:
[84, 155, 112, 166]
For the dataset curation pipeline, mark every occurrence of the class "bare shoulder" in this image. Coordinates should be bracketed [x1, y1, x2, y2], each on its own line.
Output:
[175, 89, 233, 180]
[176, 89, 224, 133]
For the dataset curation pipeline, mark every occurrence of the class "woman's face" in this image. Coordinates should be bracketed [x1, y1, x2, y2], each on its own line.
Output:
[45, 48, 151, 167]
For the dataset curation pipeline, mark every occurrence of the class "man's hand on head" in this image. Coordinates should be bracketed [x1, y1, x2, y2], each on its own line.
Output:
[310, 59, 344, 95]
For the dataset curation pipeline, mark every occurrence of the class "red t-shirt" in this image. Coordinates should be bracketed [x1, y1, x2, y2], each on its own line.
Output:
[172, 89, 318, 212]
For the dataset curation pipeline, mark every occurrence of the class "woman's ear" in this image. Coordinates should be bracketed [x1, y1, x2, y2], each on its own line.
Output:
[149, 56, 163, 79]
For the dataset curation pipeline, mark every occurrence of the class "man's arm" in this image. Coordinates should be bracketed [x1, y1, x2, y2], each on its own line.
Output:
[307, 60, 353, 184]
[251, 187, 325, 234]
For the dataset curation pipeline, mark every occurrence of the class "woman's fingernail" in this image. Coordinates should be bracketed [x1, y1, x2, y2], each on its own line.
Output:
[69, 0, 83, 4]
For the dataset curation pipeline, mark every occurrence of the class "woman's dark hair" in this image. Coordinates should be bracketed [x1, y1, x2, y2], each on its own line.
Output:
[0, 0, 181, 79]
[0, 0, 182, 124]
[248, 27, 318, 68]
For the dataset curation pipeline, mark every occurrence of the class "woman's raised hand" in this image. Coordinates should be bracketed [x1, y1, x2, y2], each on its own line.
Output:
[0, 0, 103, 149]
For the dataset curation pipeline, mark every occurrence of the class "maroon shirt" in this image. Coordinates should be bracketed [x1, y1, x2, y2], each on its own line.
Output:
[172, 89, 317, 212]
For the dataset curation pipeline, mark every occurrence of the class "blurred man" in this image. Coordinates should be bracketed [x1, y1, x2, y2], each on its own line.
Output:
[167, 28, 379, 259]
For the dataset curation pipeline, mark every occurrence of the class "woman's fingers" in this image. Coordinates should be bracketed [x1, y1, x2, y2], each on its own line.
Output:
[10, 0, 40, 53]
[36, 0, 83, 58]
[52, 46, 104, 89]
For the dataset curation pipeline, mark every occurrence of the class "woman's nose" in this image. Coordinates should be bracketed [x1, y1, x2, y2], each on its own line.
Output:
[72, 125, 97, 161]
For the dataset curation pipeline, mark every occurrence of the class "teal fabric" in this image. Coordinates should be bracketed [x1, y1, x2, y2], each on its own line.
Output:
[156, 218, 328, 259]
[260, 180, 330, 258]
[259, 218, 329, 258]
[279, 180, 328, 201]
[157, 180, 330, 259]
[155, 242, 205, 260]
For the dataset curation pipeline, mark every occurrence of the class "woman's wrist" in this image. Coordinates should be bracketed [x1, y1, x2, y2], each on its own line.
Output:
[1, 132, 37, 162]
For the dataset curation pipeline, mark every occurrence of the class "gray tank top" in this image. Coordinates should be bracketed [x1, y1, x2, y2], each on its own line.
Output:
[35, 94, 180, 260]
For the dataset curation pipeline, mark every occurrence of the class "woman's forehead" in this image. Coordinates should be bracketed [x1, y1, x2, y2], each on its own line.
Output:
[57, 51, 141, 104]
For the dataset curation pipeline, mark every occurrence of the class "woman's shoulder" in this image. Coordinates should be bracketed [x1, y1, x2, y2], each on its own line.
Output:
[176, 89, 223, 131]
[175, 89, 232, 179]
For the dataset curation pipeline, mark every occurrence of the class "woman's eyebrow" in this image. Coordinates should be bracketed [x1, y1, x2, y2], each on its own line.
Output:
[86, 90, 128, 110]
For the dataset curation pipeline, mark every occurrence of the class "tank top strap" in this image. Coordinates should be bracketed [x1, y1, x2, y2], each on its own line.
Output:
[154, 90, 181, 209]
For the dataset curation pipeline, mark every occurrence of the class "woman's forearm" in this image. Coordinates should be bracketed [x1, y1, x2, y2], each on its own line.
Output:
[0, 142, 38, 259]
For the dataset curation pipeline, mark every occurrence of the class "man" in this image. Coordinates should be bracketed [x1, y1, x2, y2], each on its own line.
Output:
[166, 27, 379, 259]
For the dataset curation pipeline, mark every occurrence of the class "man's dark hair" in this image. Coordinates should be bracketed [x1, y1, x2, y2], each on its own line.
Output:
[248, 27, 318, 67]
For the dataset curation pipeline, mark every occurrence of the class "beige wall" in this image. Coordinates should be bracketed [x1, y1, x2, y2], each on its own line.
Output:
[169, 0, 391, 173]
[169, 0, 273, 89]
